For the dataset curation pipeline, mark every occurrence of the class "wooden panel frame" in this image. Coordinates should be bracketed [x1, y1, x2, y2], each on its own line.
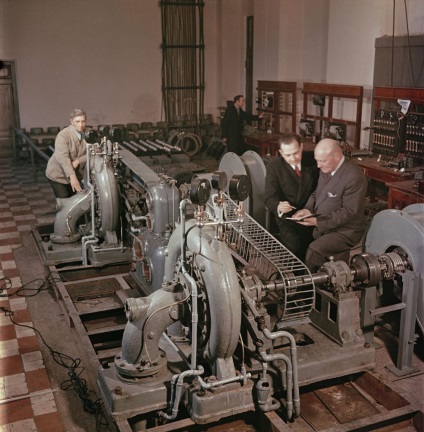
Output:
[302, 82, 363, 148]
[257, 80, 297, 133]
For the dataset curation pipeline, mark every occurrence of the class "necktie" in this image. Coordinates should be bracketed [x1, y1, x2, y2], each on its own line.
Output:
[322, 173, 331, 184]
[295, 165, 301, 177]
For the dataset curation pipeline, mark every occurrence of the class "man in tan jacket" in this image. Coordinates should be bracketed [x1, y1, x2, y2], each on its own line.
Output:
[46, 108, 88, 198]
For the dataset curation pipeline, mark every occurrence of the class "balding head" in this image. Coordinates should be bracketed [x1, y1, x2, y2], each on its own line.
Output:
[314, 139, 343, 173]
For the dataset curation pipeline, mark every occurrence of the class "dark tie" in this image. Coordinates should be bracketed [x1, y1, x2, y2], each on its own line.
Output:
[321, 173, 331, 184]
[295, 165, 301, 177]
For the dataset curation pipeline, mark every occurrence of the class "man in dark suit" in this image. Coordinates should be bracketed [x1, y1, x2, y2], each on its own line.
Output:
[264, 134, 319, 261]
[221, 95, 264, 155]
[293, 139, 368, 272]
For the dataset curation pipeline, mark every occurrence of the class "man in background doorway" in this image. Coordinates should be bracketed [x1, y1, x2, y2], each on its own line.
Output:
[221, 94, 264, 155]
[264, 133, 319, 261]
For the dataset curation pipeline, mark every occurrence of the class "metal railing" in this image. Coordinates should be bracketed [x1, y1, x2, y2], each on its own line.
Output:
[13, 127, 50, 181]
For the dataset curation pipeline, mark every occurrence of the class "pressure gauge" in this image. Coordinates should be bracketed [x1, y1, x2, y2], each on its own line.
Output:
[189, 176, 211, 206]
[98, 125, 110, 137]
[211, 171, 227, 191]
[83, 129, 99, 144]
[229, 174, 251, 202]
[109, 127, 123, 143]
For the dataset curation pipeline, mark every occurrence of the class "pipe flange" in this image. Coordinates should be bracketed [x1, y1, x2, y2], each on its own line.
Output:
[239, 272, 264, 302]
[114, 349, 167, 379]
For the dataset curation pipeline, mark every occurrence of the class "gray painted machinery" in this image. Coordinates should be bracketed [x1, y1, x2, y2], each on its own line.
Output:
[41, 136, 423, 427]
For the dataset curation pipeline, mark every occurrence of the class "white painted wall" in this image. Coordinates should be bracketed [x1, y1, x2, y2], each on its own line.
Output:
[1, 0, 164, 128]
[0, 0, 220, 129]
[216, 0, 255, 106]
[326, 0, 424, 146]
[1, 0, 424, 136]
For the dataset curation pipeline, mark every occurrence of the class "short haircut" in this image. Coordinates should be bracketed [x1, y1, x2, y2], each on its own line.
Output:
[70, 108, 87, 119]
[278, 133, 302, 147]
[233, 95, 244, 102]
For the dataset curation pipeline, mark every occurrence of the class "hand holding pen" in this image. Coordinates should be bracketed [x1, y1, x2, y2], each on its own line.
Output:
[277, 201, 296, 218]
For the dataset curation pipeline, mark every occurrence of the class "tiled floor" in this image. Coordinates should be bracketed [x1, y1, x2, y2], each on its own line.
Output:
[0, 159, 63, 431]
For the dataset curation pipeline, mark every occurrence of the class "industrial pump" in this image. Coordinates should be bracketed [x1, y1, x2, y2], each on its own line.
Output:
[42, 131, 423, 427]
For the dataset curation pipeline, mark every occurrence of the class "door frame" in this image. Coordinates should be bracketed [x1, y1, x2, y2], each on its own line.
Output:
[245, 15, 254, 113]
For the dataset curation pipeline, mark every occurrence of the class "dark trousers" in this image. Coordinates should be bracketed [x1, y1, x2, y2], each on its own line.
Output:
[304, 231, 352, 272]
[48, 179, 75, 199]
[277, 218, 314, 262]
[226, 138, 244, 156]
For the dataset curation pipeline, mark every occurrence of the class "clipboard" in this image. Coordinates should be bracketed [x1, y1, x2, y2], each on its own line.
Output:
[286, 213, 320, 221]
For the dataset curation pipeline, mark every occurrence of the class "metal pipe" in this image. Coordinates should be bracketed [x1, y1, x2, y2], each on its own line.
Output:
[91, 244, 125, 253]
[179, 199, 198, 370]
[263, 328, 300, 419]
[240, 288, 300, 419]
[130, 140, 147, 152]
[260, 351, 293, 418]
[163, 332, 250, 390]
[159, 366, 204, 421]
[131, 214, 148, 222]
[197, 369, 250, 390]
[140, 140, 157, 150]
[122, 141, 139, 152]
[147, 139, 171, 153]
[13, 128, 49, 161]
[130, 226, 141, 235]
[156, 139, 181, 151]
[81, 143, 99, 265]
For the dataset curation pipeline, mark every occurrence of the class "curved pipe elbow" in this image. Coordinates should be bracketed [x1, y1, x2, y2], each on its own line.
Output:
[51, 191, 91, 243]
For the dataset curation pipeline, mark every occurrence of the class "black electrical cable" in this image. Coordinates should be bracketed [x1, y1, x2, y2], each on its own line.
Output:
[0, 271, 61, 298]
[0, 274, 109, 431]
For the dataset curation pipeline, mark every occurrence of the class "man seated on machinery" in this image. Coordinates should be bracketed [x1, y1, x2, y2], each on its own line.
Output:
[292, 138, 368, 272]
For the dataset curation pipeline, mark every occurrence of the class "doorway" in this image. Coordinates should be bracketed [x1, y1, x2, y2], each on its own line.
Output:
[0, 60, 20, 158]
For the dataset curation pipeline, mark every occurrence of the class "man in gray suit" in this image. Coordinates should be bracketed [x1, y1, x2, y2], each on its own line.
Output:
[293, 139, 368, 272]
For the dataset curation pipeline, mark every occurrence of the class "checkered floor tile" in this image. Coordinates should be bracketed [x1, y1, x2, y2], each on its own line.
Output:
[0, 159, 63, 431]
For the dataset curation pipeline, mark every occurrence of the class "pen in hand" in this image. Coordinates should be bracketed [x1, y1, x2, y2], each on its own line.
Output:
[278, 203, 296, 218]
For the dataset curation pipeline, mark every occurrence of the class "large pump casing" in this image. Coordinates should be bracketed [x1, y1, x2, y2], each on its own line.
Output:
[364, 203, 424, 334]
[133, 178, 181, 291]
